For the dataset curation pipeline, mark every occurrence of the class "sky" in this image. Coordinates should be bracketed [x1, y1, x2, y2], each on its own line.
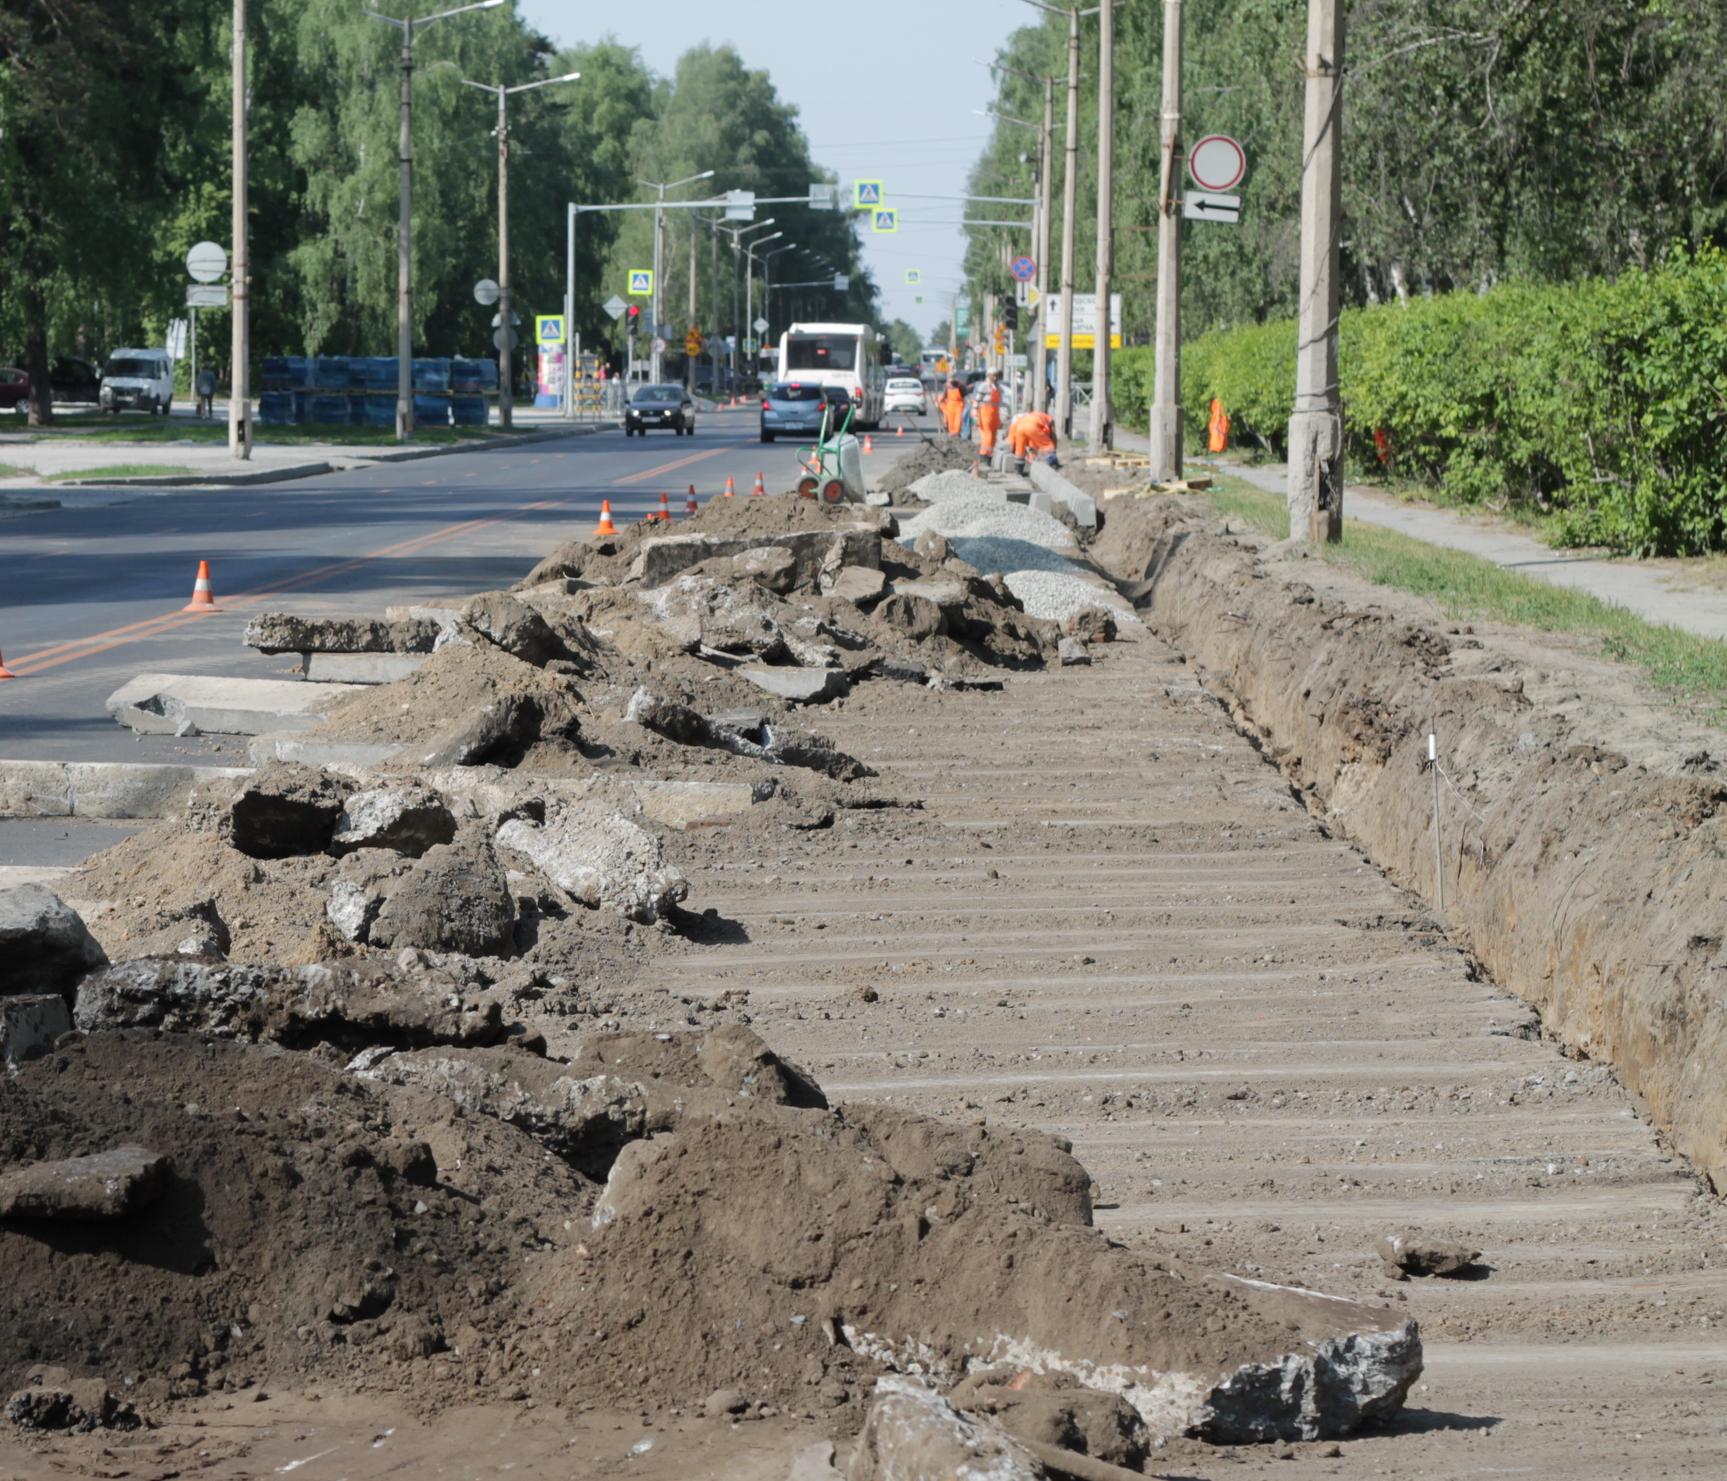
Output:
[518, 0, 1037, 340]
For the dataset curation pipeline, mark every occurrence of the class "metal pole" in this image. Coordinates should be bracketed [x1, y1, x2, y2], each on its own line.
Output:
[1088, 0, 1116, 454]
[1287, 0, 1345, 543]
[563, 204, 575, 417]
[1054, 4, 1080, 438]
[687, 219, 697, 389]
[189, 305, 197, 417]
[650, 186, 664, 382]
[1148, 0, 1184, 479]
[229, 0, 251, 457]
[1032, 75, 1054, 414]
[496, 86, 512, 428]
[396, 26, 414, 440]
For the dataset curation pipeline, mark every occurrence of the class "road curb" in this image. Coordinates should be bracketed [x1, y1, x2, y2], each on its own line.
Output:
[0, 758, 252, 820]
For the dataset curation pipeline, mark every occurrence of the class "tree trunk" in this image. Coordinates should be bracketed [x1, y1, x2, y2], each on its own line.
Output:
[22, 272, 53, 428]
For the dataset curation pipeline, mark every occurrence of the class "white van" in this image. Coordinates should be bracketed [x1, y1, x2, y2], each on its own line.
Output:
[100, 349, 174, 416]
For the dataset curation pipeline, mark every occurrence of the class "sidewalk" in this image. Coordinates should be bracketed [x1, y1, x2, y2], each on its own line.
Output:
[1107, 430, 1727, 642]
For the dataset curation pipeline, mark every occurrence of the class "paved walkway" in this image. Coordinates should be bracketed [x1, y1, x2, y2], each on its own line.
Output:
[1108, 431, 1727, 642]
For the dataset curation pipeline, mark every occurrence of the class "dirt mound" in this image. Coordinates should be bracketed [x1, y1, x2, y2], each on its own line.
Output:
[877, 437, 975, 498]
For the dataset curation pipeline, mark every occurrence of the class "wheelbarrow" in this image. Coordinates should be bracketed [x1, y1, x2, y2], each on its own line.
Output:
[795, 401, 863, 503]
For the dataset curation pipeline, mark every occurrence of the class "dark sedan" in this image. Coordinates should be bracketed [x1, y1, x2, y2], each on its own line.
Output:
[624, 383, 696, 436]
[0, 367, 27, 412]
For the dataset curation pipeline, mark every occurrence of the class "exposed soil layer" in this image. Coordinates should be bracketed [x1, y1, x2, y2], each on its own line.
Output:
[1091, 497, 1727, 1191]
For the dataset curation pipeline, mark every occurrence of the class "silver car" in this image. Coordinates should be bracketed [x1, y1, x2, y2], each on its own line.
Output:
[759, 381, 851, 443]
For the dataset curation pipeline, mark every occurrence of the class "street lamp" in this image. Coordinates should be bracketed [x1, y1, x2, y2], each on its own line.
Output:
[761, 243, 795, 348]
[638, 169, 715, 380]
[702, 216, 776, 390]
[743, 230, 783, 376]
[367, 0, 505, 441]
[462, 69, 580, 428]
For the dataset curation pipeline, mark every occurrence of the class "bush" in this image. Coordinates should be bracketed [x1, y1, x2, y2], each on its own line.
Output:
[1178, 248, 1727, 555]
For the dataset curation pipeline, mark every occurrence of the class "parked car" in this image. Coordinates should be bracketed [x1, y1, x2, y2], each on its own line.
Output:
[49, 357, 100, 404]
[624, 382, 696, 436]
[759, 381, 852, 443]
[0, 367, 28, 412]
[100, 349, 175, 415]
[884, 376, 928, 416]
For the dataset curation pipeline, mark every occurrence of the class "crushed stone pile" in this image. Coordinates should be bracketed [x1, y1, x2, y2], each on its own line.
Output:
[1, 1018, 1421, 1444]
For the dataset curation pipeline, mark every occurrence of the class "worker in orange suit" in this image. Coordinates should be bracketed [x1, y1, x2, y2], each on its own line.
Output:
[1008, 408, 1059, 473]
[974, 370, 1004, 459]
[938, 379, 966, 439]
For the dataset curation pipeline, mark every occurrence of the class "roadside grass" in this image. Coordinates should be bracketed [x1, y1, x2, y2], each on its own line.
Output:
[7, 420, 516, 448]
[0, 463, 28, 479]
[42, 463, 198, 483]
[1199, 471, 1727, 719]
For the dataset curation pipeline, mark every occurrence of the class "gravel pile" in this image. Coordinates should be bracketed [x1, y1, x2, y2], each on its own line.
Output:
[1004, 569, 1137, 624]
[908, 470, 1003, 504]
[896, 493, 1078, 555]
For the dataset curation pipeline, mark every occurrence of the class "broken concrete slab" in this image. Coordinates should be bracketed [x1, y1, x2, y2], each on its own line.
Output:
[1058, 637, 1092, 666]
[415, 694, 549, 768]
[730, 545, 799, 593]
[0, 885, 107, 1003]
[496, 802, 687, 923]
[633, 528, 881, 589]
[106, 673, 365, 737]
[223, 764, 351, 858]
[0, 994, 72, 1066]
[368, 832, 515, 956]
[825, 566, 887, 605]
[888, 576, 968, 611]
[74, 957, 505, 1050]
[1376, 1232, 1483, 1279]
[0, 759, 252, 821]
[302, 652, 427, 685]
[737, 666, 850, 705]
[247, 735, 403, 769]
[849, 1377, 1044, 1481]
[0, 1146, 168, 1222]
[630, 779, 762, 831]
[3, 1375, 139, 1433]
[457, 591, 567, 666]
[331, 785, 457, 857]
[243, 612, 444, 655]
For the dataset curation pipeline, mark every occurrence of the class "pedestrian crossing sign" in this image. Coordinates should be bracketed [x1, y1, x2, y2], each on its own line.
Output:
[535, 315, 565, 346]
[905, 269, 921, 285]
[627, 269, 653, 296]
[853, 179, 884, 209]
[871, 208, 899, 234]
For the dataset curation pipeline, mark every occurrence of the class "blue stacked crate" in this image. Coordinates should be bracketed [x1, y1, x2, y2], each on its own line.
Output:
[259, 355, 310, 425]
[363, 357, 398, 428]
[308, 357, 351, 426]
[412, 357, 450, 427]
[347, 358, 369, 425]
[449, 357, 490, 427]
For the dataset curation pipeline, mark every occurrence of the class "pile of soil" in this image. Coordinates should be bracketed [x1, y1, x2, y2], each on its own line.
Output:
[876, 436, 975, 499]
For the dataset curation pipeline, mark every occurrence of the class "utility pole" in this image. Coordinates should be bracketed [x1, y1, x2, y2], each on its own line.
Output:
[463, 70, 579, 432]
[1287, 0, 1345, 543]
[1148, 0, 1184, 479]
[687, 220, 698, 389]
[1055, 4, 1081, 437]
[229, 0, 251, 459]
[640, 170, 714, 382]
[371, 2, 504, 443]
[1087, 0, 1116, 454]
[1034, 74, 1054, 413]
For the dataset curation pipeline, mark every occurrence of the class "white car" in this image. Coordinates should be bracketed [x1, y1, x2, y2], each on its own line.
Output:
[883, 377, 928, 416]
[100, 349, 175, 416]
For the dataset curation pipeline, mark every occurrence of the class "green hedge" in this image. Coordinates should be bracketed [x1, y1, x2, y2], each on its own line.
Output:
[1147, 248, 1727, 556]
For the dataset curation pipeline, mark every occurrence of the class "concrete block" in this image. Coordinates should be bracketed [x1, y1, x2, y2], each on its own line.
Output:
[0, 761, 73, 818]
[106, 673, 365, 737]
[0, 994, 73, 1066]
[633, 529, 881, 589]
[1029, 460, 1098, 529]
[248, 735, 404, 768]
[737, 666, 850, 705]
[244, 613, 443, 655]
[888, 577, 967, 612]
[629, 779, 760, 831]
[0, 760, 251, 820]
[0, 867, 72, 892]
[302, 652, 426, 685]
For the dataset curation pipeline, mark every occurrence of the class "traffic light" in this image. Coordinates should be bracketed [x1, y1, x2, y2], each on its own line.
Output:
[626, 304, 641, 335]
[1002, 299, 1019, 332]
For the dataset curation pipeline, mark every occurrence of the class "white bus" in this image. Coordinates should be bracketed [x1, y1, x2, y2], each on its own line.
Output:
[776, 322, 886, 429]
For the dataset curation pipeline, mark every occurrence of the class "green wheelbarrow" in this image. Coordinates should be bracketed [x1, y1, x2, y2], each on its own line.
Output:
[795, 400, 863, 503]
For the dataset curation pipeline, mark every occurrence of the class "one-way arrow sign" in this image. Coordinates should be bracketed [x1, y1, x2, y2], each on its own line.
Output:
[1183, 191, 1241, 224]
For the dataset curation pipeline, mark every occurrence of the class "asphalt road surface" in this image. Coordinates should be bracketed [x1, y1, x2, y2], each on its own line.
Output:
[0, 408, 931, 773]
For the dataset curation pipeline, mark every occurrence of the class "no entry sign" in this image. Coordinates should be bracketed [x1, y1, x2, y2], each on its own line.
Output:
[1188, 135, 1247, 193]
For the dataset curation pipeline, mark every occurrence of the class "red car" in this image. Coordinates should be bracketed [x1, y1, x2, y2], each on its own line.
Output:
[0, 367, 28, 412]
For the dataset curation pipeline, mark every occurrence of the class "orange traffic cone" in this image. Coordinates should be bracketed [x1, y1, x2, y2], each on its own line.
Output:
[593, 500, 617, 538]
[723, 476, 736, 499]
[751, 472, 766, 497]
[684, 485, 699, 516]
[655, 491, 672, 522]
[181, 560, 221, 613]
[0, 648, 15, 681]
[862, 434, 875, 455]
[897, 424, 905, 437]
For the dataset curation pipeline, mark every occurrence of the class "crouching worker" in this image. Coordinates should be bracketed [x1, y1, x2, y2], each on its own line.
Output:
[1008, 408, 1059, 474]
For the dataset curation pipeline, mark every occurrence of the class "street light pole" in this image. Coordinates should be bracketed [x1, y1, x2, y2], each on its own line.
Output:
[1088, 0, 1116, 454]
[229, 0, 251, 459]
[1056, 6, 1081, 437]
[744, 230, 784, 378]
[1148, 0, 1184, 480]
[462, 70, 580, 430]
[640, 170, 715, 382]
[369, 1, 503, 443]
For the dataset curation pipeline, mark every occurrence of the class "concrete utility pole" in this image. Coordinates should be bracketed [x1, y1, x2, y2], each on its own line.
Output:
[463, 70, 580, 430]
[371, 1, 504, 442]
[1148, 0, 1184, 480]
[1055, 5, 1081, 436]
[687, 220, 698, 388]
[641, 170, 715, 382]
[229, 0, 251, 459]
[1287, 0, 1345, 543]
[1035, 74, 1055, 413]
[1087, 0, 1116, 454]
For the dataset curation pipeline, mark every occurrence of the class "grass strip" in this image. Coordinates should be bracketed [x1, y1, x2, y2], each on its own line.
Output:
[1198, 472, 1727, 722]
[15, 420, 518, 447]
[42, 463, 199, 483]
